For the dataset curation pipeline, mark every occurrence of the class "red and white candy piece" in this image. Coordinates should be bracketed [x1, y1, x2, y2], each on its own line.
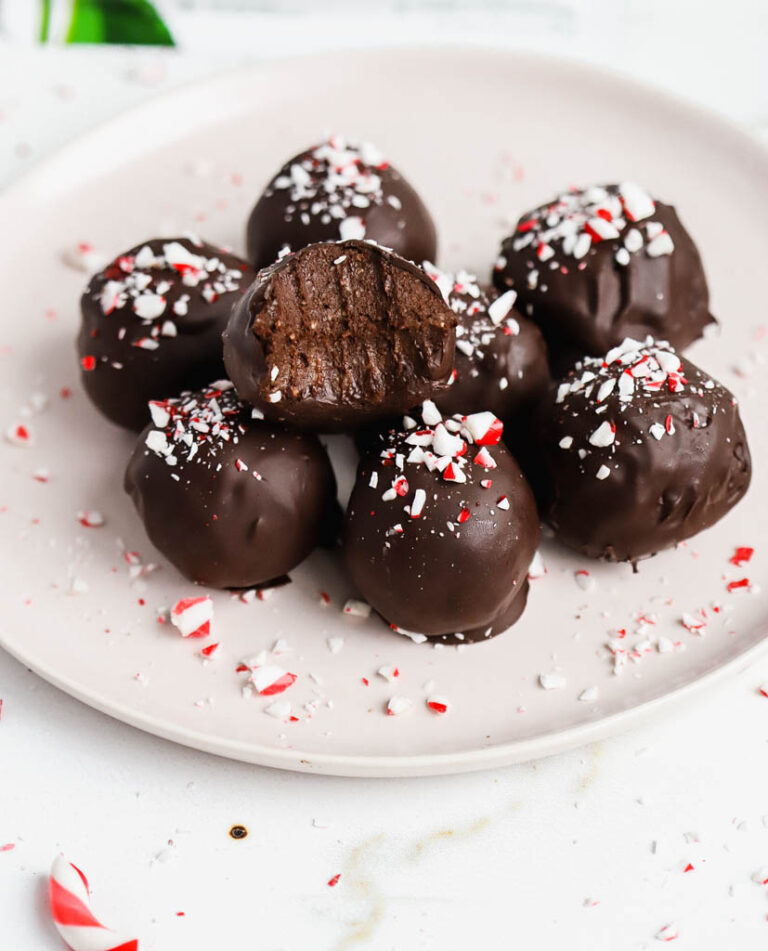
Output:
[49, 855, 138, 951]
[463, 412, 503, 446]
[63, 242, 107, 273]
[249, 665, 297, 696]
[386, 695, 413, 716]
[426, 696, 450, 714]
[5, 422, 33, 447]
[170, 596, 213, 638]
[77, 510, 105, 529]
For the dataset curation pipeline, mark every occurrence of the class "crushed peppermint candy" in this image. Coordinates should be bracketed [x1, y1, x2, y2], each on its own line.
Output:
[539, 671, 567, 690]
[87, 236, 247, 356]
[63, 241, 107, 272]
[249, 665, 297, 696]
[142, 381, 247, 470]
[5, 423, 33, 447]
[386, 695, 413, 716]
[422, 263, 522, 386]
[77, 510, 105, 528]
[170, 596, 214, 638]
[377, 665, 400, 683]
[343, 599, 371, 618]
[264, 135, 400, 243]
[426, 696, 450, 714]
[551, 336, 729, 483]
[499, 184, 673, 277]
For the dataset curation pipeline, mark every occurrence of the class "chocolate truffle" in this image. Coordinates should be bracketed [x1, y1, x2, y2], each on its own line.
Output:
[223, 240, 457, 432]
[78, 236, 255, 431]
[536, 337, 751, 562]
[422, 262, 550, 422]
[344, 401, 540, 643]
[493, 184, 715, 368]
[246, 135, 437, 270]
[124, 381, 337, 588]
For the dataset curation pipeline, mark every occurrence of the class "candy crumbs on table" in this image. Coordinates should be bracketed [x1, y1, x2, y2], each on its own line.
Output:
[170, 596, 213, 638]
[386, 695, 413, 716]
[730, 546, 754, 566]
[4, 423, 32, 447]
[538, 671, 567, 690]
[77, 510, 105, 528]
[426, 696, 450, 714]
[248, 665, 297, 697]
[48, 855, 138, 951]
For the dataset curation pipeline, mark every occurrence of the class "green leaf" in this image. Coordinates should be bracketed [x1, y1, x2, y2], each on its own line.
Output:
[66, 0, 175, 46]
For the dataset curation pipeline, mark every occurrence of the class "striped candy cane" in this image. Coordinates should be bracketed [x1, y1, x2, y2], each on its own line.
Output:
[49, 856, 139, 951]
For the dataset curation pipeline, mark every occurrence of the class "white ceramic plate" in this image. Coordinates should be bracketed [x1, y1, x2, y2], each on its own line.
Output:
[0, 49, 766, 777]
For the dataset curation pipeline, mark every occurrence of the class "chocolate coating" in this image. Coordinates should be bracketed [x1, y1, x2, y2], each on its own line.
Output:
[422, 262, 550, 422]
[124, 381, 337, 588]
[493, 184, 715, 369]
[78, 237, 255, 431]
[344, 404, 540, 643]
[246, 136, 437, 270]
[536, 337, 751, 562]
[223, 240, 456, 432]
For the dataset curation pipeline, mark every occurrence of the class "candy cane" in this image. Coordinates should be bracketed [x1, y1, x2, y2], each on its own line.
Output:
[49, 856, 139, 951]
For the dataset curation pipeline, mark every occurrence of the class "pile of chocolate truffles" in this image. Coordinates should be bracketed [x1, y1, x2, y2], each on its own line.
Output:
[77, 135, 752, 645]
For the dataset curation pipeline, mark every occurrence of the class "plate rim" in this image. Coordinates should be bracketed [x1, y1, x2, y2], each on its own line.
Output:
[2, 45, 767, 777]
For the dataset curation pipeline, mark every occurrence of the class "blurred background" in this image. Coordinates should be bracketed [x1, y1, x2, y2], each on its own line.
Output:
[1, 0, 767, 187]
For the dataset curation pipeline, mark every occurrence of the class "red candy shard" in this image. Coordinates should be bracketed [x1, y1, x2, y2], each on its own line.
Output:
[730, 546, 754, 567]
[726, 578, 750, 592]
[170, 596, 214, 638]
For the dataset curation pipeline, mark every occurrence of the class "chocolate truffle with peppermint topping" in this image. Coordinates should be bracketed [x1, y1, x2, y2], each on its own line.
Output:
[224, 240, 456, 432]
[422, 262, 550, 422]
[78, 236, 255, 431]
[493, 184, 715, 368]
[246, 135, 437, 270]
[124, 382, 337, 589]
[536, 337, 751, 563]
[344, 401, 540, 643]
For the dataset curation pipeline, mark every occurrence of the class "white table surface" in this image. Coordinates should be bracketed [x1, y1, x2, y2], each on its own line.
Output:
[2, 6, 768, 947]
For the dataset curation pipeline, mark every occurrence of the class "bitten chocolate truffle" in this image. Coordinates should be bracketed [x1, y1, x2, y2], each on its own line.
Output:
[124, 381, 337, 589]
[422, 262, 550, 422]
[536, 337, 751, 563]
[223, 240, 457, 432]
[246, 135, 437, 270]
[78, 236, 255, 431]
[344, 401, 540, 643]
[493, 184, 715, 368]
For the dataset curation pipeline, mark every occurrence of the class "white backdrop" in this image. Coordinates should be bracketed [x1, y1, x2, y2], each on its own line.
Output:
[2, 6, 768, 948]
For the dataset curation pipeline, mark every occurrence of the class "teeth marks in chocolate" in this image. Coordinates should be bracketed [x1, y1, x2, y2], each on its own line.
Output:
[246, 134, 438, 271]
[223, 240, 456, 432]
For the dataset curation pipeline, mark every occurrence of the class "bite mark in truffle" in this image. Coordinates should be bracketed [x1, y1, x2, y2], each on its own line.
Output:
[224, 240, 457, 431]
